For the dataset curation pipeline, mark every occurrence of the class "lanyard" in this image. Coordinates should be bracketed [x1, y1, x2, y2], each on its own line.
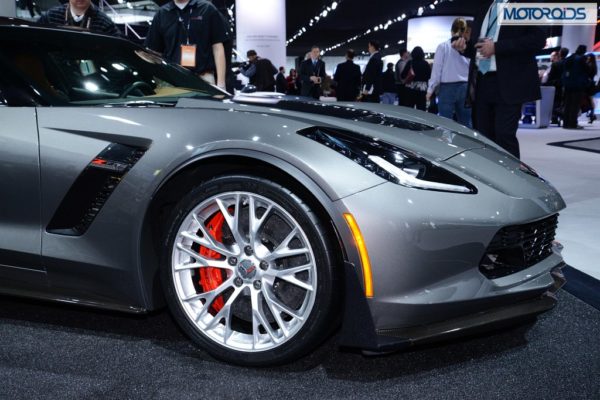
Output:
[178, 8, 193, 45]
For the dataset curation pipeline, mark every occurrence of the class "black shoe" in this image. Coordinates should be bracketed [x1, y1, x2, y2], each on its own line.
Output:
[563, 125, 584, 130]
[589, 114, 597, 124]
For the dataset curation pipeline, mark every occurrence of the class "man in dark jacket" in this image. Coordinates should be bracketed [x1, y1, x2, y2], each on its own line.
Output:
[361, 40, 383, 103]
[333, 49, 361, 101]
[275, 67, 287, 93]
[299, 46, 326, 99]
[562, 45, 590, 130]
[240, 50, 277, 92]
[454, 0, 545, 158]
[38, 0, 120, 36]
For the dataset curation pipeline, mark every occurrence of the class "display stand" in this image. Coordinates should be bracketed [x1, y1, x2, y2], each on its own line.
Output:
[520, 86, 555, 129]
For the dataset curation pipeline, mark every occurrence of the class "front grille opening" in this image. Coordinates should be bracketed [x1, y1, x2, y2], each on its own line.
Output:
[479, 214, 558, 279]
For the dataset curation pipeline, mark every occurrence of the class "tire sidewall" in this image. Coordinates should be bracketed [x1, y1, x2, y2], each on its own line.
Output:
[160, 175, 337, 366]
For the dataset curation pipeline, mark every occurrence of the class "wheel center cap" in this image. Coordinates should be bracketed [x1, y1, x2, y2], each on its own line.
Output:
[237, 259, 257, 280]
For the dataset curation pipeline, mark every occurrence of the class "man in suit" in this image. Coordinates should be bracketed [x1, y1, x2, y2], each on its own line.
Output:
[361, 40, 383, 103]
[333, 49, 362, 101]
[299, 46, 326, 99]
[454, 0, 545, 159]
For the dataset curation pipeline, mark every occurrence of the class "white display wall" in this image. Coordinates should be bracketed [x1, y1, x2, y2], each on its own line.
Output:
[235, 0, 286, 70]
[0, 1, 16, 17]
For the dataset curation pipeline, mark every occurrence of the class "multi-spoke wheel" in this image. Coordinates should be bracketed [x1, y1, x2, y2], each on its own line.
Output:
[161, 175, 338, 366]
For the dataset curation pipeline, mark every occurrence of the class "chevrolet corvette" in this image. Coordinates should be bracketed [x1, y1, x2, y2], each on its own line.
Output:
[0, 19, 566, 366]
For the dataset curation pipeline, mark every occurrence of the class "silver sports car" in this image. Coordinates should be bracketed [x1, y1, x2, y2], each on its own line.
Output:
[0, 19, 566, 366]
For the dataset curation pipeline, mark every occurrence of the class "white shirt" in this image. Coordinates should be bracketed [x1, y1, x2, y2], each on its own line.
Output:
[70, 8, 85, 23]
[478, 0, 508, 72]
[174, 0, 190, 10]
[427, 39, 470, 95]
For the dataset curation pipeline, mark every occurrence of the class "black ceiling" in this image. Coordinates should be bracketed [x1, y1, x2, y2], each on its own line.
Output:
[285, 0, 484, 56]
[92, 0, 591, 56]
[212, 0, 486, 56]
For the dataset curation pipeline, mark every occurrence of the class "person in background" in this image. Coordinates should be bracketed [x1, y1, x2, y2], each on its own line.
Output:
[402, 46, 431, 111]
[19, 0, 41, 18]
[276, 66, 287, 94]
[145, 0, 229, 89]
[286, 68, 300, 95]
[239, 50, 277, 92]
[207, 0, 235, 93]
[381, 63, 397, 105]
[541, 51, 559, 84]
[427, 18, 471, 127]
[583, 53, 598, 123]
[333, 49, 361, 101]
[545, 47, 569, 126]
[395, 48, 411, 106]
[321, 75, 336, 99]
[361, 40, 383, 103]
[299, 46, 326, 99]
[562, 45, 589, 130]
[38, 0, 120, 36]
[453, 0, 545, 159]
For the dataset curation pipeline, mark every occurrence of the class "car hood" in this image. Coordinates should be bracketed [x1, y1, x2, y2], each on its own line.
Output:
[176, 97, 497, 162]
[446, 146, 565, 207]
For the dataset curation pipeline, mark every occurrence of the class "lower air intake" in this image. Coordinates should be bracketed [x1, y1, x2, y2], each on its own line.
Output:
[479, 214, 558, 279]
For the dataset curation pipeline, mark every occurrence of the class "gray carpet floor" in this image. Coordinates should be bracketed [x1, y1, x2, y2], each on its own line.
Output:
[0, 291, 598, 399]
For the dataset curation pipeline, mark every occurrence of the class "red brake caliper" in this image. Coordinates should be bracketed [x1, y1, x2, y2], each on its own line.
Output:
[198, 212, 227, 313]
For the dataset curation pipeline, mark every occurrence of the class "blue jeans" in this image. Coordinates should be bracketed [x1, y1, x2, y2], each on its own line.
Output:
[437, 82, 472, 128]
[380, 92, 397, 105]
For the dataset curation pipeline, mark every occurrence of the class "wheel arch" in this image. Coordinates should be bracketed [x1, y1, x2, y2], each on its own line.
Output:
[137, 150, 352, 311]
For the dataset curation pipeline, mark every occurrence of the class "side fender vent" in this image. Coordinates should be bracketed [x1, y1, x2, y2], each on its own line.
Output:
[46, 143, 147, 236]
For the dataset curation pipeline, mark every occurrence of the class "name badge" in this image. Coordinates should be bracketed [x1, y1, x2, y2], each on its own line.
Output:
[180, 44, 196, 68]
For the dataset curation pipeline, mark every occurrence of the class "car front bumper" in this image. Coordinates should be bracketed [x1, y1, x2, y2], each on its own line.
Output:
[334, 180, 566, 351]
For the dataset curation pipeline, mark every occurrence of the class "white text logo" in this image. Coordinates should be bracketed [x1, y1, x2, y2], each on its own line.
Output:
[498, 3, 597, 25]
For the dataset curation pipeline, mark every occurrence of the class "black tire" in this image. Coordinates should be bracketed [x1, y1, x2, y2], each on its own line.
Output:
[161, 175, 339, 366]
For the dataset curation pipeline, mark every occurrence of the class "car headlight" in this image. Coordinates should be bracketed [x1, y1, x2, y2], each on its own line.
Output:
[298, 127, 477, 194]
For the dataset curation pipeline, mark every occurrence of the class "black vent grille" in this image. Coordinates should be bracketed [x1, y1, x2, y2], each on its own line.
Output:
[479, 214, 559, 279]
[47, 144, 147, 236]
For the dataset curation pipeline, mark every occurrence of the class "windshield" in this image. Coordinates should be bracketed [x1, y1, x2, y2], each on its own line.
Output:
[0, 28, 224, 106]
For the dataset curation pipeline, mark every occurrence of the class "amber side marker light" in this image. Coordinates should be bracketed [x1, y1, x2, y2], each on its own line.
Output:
[343, 213, 374, 298]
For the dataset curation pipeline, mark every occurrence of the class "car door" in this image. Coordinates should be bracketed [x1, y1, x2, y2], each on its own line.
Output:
[0, 67, 45, 289]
